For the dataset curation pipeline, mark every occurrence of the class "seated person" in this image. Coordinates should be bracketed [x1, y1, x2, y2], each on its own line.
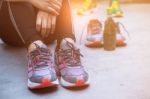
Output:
[0, 0, 89, 89]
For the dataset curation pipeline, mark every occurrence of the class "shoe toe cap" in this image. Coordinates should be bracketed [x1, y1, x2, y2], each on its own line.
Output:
[61, 70, 89, 84]
[29, 70, 57, 83]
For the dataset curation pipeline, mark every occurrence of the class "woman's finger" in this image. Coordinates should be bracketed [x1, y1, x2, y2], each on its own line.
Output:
[44, 3, 59, 15]
[36, 13, 42, 32]
[49, 3, 61, 13]
[45, 15, 52, 37]
[48, 0, 62, 7]
[46, 1, 62, 14]
[41, 16, 48, 38]
[51, 16, 56, 34]
[50, 0, 62, 10]
[46, 6, 59, 15]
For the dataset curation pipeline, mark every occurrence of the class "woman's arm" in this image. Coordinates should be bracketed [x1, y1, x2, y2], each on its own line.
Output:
[4, 0, 62, 15]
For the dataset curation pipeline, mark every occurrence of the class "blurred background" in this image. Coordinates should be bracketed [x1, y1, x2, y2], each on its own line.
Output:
[71, 0, 150, 3]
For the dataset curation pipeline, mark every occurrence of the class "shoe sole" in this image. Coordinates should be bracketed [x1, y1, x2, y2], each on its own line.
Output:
[28, 78, 59, 89]
[116, 40, 127, 47]
[59, 77, 90, 88]
[85, 40, 126, 48]
[85, 41, 102, 48]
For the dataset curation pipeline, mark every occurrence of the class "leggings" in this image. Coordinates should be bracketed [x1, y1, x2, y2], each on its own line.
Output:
[0, 0, 75, 47]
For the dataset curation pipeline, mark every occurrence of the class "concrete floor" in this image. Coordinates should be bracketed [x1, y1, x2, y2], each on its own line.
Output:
[1, 2, 150, 99]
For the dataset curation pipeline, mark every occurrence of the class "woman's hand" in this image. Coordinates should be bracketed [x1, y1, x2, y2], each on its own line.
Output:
[29, 0, 62, 15]
[36, 10, 57, 38]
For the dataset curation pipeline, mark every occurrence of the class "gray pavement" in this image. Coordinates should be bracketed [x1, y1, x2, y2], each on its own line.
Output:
[1, 1, 150, 99]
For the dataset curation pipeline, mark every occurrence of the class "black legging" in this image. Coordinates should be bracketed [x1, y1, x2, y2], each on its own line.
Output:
[0, 0, 75, 47]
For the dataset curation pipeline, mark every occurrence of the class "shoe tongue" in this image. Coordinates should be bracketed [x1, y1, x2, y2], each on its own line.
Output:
[60, 40, 76, 51]
[34, 41, 47, 49]
[29, 41, 47, 53]
[61, 44, 71, 50]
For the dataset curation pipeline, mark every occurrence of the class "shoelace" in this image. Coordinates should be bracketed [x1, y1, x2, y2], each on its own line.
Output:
[117, 22, 130, 39]
[58, 41, 83, 66]
[30, 47, 53, 68]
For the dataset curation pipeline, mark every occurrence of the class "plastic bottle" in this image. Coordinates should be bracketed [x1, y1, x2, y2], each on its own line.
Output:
[103, 16, 116, 51]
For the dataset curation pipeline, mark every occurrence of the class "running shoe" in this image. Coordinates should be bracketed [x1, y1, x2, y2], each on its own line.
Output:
[103, 18, 127, 47]
[28, 44, 58, 89]
[55, 41, 89, 87]
[85, 19, 103, 47]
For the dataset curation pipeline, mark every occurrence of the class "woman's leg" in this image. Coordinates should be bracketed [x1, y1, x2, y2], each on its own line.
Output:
[0, 1, 42, 47]
[51, 0, 89, 87]
[0, 2, 59, 89]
